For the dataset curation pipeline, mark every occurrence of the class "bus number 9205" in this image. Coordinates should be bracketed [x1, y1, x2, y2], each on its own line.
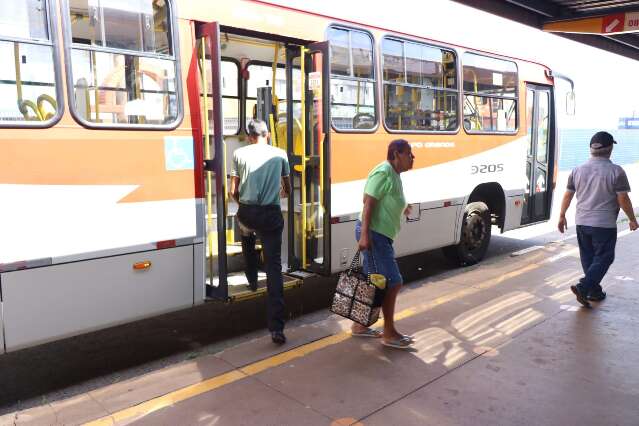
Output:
[471, 164, 504, 174]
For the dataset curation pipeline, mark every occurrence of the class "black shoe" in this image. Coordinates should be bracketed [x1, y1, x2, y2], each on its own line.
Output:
[248, 282, 258, 292]
[271, 331, 286, 345]
[587, 292, 606, 302]
[571, 285, 591, 308]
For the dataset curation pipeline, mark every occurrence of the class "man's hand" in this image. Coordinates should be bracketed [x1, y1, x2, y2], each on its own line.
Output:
[558, 216, 568, 233]
[630, 219, 638, 231]
[403, 205, 413, 217]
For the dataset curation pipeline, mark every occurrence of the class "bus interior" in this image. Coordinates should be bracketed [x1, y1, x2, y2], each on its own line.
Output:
[199, 27, 330, 300]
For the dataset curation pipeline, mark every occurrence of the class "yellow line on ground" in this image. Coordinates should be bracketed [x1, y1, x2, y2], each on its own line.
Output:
[85, 254, 549, 425]
[88, 370, 247, 425]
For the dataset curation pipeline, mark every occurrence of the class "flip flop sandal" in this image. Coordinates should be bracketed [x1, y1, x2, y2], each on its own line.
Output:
[351, 328, 383, 338]
[381, 336, 413, 349]
[401, 334, 415, 342]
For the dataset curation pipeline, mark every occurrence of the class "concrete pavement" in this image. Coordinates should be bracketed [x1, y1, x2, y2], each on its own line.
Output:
[4, 224, 638, 425]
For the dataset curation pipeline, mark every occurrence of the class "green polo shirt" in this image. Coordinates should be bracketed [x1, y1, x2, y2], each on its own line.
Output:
[360, 161, 406, 240]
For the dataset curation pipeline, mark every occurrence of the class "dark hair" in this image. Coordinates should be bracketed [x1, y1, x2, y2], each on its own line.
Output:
[387, 139, 411, 161]
[247, 119, 269, 138]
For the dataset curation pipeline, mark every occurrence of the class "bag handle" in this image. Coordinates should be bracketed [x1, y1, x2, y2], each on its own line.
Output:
[348, 249, 379, 275]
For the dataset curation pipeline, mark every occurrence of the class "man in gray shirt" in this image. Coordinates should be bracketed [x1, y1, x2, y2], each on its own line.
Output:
[558, 131, 638, 308]
[230, 119, 291, 344]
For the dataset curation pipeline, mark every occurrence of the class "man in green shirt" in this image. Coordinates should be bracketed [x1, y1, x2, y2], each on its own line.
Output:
[353, 139, 415, 349]
[230, 119, 291, 344]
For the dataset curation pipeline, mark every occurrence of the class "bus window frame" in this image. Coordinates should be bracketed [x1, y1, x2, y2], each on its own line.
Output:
[0, 0, 65, 129]
[60, 0, 184, 131]
[461, 50, 519, 136]
[325, 24, 379, 134]
[216, 56, 241, 136]
[379, 34, 461, 135]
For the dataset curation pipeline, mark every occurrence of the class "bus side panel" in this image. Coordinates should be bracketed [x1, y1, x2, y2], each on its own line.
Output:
[393, 205, 462, 258]
[502, 194, 525, 231]
[193, 242, 205, 304]
[1, 246, 193, 352]
[0, 284, 4, 354]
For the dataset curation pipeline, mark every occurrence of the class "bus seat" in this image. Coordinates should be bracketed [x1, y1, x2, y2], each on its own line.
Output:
[352, 112, 375, 129]
[275, 114, 303, 172]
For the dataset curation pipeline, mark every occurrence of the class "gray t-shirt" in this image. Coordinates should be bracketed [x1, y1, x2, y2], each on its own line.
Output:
[567, 157, 631, 228]
[231, 143, 290, 206]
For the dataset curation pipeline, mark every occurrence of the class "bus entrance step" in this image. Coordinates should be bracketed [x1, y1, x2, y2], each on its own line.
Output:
[205, 273, 302, 302]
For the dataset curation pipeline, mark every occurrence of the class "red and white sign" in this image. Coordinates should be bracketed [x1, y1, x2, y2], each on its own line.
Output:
[602, 12, 639, 33]
[602, 13, 625, 33]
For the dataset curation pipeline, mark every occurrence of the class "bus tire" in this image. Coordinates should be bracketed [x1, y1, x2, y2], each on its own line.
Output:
[443, 201, 491, 266]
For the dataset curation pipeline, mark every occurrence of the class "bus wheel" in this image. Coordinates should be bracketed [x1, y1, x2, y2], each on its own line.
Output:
[443, 201, 491, 266]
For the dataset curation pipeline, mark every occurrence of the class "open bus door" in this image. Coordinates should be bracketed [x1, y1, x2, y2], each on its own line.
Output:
[521, 84, 554, 225]
[196, 22, 228, 300]
[286, 42, 331, 275]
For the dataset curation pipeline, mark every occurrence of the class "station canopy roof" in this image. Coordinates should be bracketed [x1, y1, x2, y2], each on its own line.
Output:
[451, 1, 639, 60]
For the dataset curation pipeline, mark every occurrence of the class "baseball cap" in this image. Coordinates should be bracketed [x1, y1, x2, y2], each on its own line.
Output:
[590, 131, 617, 149]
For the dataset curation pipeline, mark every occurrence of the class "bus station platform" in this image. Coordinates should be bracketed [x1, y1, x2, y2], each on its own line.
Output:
[2, 222, 638, 425]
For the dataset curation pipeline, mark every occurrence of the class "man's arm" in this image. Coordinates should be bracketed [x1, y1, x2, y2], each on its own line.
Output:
[229, 176, 240, 203]
[281, 175, 291, 198]
[557, 191, 574, 233]
[617, 192, 638, 231]
[358, 195, 377, 251]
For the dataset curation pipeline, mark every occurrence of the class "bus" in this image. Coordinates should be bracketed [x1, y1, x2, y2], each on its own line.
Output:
[0, 0, 566, 353]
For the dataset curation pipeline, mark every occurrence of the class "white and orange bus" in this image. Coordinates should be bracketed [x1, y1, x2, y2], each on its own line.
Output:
[0, 0, 568, 352]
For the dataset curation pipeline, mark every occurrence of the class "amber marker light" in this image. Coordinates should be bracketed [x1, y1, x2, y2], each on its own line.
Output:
[133, 261, 152, 270]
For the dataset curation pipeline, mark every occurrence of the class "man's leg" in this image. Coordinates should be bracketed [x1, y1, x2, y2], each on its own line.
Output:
[583, 227, 617, 297]
[241, 231, 258, 291]
[576, 225, 594, 276]
[572, 226, 593, 307]
[258, 207, 285, 334]
[262, 228, 285, 333]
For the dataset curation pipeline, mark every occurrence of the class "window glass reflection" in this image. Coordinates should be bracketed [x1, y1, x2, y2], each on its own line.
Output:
[71, 50, 177, 124]
[0, 40, 58, 122]
[0, 0, 48, 40]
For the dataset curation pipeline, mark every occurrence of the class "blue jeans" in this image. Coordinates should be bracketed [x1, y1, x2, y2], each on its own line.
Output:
[575, 225, 617, 297]
[355, 221, 403, 288]
[238, 204, 285, 332]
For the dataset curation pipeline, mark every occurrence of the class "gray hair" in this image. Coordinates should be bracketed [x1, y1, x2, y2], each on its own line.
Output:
[590, 145, 613, 158]
[247, 119, 269, 138]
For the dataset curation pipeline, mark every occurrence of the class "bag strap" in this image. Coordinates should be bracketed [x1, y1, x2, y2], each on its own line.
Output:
[348, 250, 362, 273]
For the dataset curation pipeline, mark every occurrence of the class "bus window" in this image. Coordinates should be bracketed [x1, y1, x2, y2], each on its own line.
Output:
[202, 59, 240, 135]
[0, 1, 60, 125]
[328, 27, 376, 131]
[245, 63, 301, 128]
[382, 37, 458, 132]
[462, 53, 517, 133]
[66, 0, 179, 127]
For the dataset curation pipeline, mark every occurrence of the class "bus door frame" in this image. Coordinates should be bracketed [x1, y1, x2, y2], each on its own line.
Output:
[196, 22, 228, 300]
[522, 83, 555, 225]
[285, 42, 331, 275]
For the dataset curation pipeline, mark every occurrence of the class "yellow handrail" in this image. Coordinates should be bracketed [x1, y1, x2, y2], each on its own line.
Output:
[271, 43, 280, 147]
[200, 40, 215, 258]
[300, 47, 307, 268]
[37, 94, 57, 120]
[92, 50, 100, 121]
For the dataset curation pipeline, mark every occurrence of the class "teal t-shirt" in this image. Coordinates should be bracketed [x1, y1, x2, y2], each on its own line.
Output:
[231, 143, 290, 206]
[360, 161, 406, 240]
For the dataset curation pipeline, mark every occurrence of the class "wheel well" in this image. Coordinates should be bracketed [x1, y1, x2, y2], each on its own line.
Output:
[468, 183, 505, 229]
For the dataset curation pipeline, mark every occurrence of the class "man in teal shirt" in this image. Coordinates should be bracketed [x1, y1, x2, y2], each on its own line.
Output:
[230, 119, 291, 344]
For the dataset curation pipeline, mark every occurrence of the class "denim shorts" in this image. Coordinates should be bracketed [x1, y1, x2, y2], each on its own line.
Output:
[355, 220, 403, 289]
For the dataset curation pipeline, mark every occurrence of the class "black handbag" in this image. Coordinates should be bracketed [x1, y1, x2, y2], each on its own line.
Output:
[330, 250, 386, 327]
